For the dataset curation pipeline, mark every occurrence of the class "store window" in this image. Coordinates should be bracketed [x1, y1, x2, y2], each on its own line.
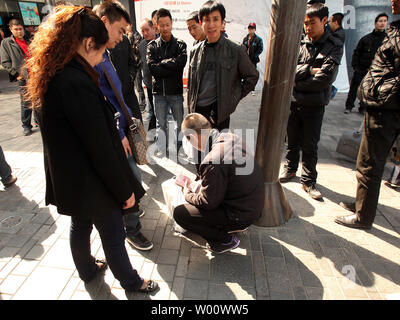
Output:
[0, 0, 100, 39]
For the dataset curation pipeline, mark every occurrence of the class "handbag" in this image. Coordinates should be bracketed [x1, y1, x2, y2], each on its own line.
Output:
[101, 63, 149, 165]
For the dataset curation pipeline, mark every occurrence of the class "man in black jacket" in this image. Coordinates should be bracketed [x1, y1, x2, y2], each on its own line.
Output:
[242, 22, 263, 68]
[147, 8, 187, 155]
[139, 19, 157, 134]
[110, 33, 142, 122]
[344, 13, 388, 114]
[242, 22, 263, 97]
[335, 0, 400, 230]
[93, 1, 152, 251]
[328, 13, 345, 45]
[174, 113, 265, 254]
[279, 3, 343, 200]
[242, 22, 263, 95]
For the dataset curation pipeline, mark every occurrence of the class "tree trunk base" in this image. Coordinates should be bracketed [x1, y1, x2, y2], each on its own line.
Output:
[254, 182, 292, 227]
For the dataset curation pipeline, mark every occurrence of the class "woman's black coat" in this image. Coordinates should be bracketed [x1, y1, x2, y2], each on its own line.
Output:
[37, 57, 145, 218]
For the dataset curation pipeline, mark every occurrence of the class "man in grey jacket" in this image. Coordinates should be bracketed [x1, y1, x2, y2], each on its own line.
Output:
[187, 1, 258, 131]
[0, 19, 35, 136]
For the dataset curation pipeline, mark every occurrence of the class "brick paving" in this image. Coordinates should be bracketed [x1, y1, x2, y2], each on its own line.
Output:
[0, 68, 399, 300]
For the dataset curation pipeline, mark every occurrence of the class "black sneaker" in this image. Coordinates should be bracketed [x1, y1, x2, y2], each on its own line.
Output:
[126, 232, 153, 251]
[279, 170, 296, 183]
[206, 235, 240, 254]
[344, 109, 351, 114]
[302, 183, 322, 200]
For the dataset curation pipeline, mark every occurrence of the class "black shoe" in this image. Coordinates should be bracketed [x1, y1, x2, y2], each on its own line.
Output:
[4, 175, 17, 188]
[23, 128, 32, 136]
[83, 258, 108, 283]
[344, 109, 351, 114]
[302, 183, 322, 200]
[127, 279, 159, 293]
[339, 201, 356, 213]
[206, 235, 240, 254]
[334, 214, 372, 230]
[279, 170, 296, 183]
[126, 232, 153, 251]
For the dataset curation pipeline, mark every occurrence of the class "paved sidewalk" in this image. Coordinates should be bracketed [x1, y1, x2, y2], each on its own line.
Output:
[0, 69, 399, 300]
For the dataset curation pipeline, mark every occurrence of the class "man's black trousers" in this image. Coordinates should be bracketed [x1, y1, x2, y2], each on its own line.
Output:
[173, 204, 250, 243]
[345, 71, 367, 111]
[284, 104, 325, 187]
[355, 110, 400, 225]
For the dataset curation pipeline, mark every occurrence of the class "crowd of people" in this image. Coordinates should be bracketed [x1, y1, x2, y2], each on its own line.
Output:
[0, 0, 399, 295]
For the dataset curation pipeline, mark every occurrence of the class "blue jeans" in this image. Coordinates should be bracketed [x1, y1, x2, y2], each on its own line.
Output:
[0, 146, 12, 185]
[153, 94, 184, 151]
[18, 79, 35, 129]
[70, 207, 144, 290]
[123, 155, 143, 237]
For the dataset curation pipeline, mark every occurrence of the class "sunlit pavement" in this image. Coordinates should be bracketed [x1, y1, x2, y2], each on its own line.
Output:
[1, 68, 399, 300]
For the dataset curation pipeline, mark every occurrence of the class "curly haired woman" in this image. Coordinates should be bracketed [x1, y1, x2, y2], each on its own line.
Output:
[25, 5, 158, 293]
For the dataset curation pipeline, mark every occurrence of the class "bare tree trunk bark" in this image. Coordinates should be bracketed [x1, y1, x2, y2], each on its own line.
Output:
[255, 0, 307, 227]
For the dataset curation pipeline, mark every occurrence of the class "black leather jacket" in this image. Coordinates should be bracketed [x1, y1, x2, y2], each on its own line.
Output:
[352, 29, 386, 74]
[357, 20, 400, 111]
[293, 30, 343, 108]
[187, 36, 259, 123]
[146, 35, 187, 95]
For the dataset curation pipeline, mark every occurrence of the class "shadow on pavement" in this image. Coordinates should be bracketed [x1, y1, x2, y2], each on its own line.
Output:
[283, 188, 400, 292]
[0, 184, 55, 261]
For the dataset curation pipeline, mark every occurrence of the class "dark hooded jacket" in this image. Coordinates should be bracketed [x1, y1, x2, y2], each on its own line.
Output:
[185, 131, 265, 225]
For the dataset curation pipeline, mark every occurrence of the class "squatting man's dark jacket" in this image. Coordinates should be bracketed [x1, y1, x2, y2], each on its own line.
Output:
[185, 131, 265, 225]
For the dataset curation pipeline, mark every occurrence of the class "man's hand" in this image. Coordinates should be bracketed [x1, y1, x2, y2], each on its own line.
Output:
[16, 75, 23, 81]
[123, 192, 136, 209]
[183, 180, 191, 196]
[311, 68, 321, 75]
[121, 136, 132, 158]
